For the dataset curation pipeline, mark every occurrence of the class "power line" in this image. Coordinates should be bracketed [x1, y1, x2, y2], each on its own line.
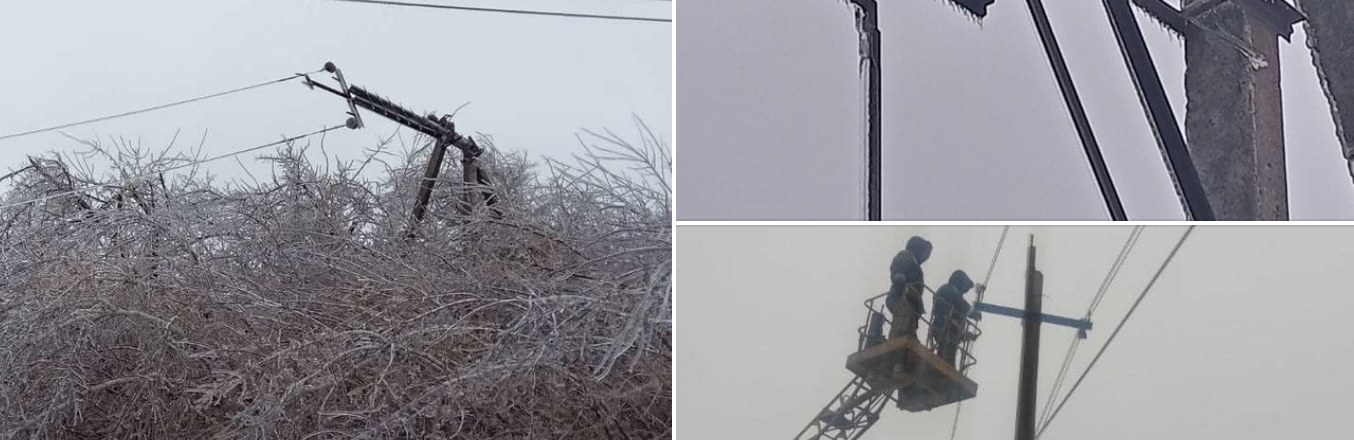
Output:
[0, 125, 346, 211]
[0, 72, 316, 143]
[980, 226, 1010, 288]
[328, 0, 672, 23]
[1035, 225, 1197, 439]
[1037, 329, 1082, 429]
[949, 225, 1010, 440]
[1037, 226, 1142, 427]
[1086, 226, 1144, 317]
[949, 401, 963, 440]
[974, 225, 1010, 306]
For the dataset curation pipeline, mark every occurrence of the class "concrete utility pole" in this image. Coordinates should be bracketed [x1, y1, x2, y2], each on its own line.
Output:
[1181, 0, 1304, 220]
[1295, 1, 1354, 186]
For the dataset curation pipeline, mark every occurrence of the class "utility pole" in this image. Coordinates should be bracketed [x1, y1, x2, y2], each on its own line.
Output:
[302, 62, 497, 235]
[1015, 234, 1042, 440]
[1180, 0, 1304, 220]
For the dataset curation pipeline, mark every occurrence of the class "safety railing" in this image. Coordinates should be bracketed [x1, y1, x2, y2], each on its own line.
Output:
[856, 287, 981, 375]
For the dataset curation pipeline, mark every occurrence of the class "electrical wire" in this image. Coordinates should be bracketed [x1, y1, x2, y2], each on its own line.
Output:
[0, 125, 346, 211]
[1086, 226, 1144, 317]
[0, 72, 318, 143]
[1035, 226, 1197, 439]
[1036, 226, 1143, 427]
[328, 0, 672, 23]
[1038, 330, 1083, 428]
[975, 225, 1010, 306]
[948, 225, 1011, 440]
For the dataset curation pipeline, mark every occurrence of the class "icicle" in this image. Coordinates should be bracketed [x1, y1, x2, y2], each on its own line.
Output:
[931, 0, 991, 23]
[832, 0, 874, 217]
[853, 4, 870, 70]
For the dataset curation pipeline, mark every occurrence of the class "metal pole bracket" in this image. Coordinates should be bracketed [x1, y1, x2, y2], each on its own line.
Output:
[324, 61, 365, 130]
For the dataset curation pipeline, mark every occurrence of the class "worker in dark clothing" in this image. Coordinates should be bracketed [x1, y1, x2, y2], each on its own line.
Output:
[930, 270, 977, 366]
[886, 236, 931, 340]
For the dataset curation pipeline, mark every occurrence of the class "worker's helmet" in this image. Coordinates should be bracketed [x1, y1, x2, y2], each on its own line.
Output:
[949, 270, 974, 294]
[905, 236, 933, 263]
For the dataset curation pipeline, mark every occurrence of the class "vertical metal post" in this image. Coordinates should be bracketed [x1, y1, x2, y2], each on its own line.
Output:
[1024, 0, 1127, 221]
[861, 0, 882, 221]
[1101, 0, 1215, 220]
[1015, 234, 1042, 440]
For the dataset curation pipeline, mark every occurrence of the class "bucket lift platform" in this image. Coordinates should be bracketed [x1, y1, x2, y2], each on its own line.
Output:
[797, 237, 1096, 440]
[845, 334, 978, 412]
[796, 293, 985, 440]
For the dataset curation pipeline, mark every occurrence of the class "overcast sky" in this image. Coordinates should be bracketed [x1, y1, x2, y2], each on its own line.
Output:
[676, 0, 1354, 220]
[677, 225, 1354, 439]
[0, 0, 669, 184]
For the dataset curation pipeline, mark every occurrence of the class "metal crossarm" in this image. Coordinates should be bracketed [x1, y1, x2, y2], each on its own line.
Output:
[344, 85, 484, 157]
[795, 376, 891, 440]
[347, 85, 444, 137]
[974, 302, 1093, 335]
[302, 62, 498, 230]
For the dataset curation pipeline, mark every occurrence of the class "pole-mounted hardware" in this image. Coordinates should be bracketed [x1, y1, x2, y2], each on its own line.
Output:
[302, 62, 498, 234]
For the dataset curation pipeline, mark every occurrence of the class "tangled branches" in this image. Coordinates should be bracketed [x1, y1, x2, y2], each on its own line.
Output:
[0, 120, 671, 439]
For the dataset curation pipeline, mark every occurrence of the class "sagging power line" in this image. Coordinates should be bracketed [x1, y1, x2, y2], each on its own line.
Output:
[0, 72, 318, 143]
[328, 0, 672, 23]
[2, 61, 501, 236]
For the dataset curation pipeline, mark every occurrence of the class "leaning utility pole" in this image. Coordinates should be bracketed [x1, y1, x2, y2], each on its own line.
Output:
[302, 62, 496, 235]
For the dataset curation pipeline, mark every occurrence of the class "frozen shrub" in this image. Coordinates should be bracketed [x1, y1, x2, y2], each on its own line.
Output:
[0, 120, 671, 439]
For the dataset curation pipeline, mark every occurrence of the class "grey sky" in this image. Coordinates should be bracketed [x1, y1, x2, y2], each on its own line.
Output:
[0, 0, 670, 183]
[676, 225, 1354, 439]
[676, 0, 1354, 220]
